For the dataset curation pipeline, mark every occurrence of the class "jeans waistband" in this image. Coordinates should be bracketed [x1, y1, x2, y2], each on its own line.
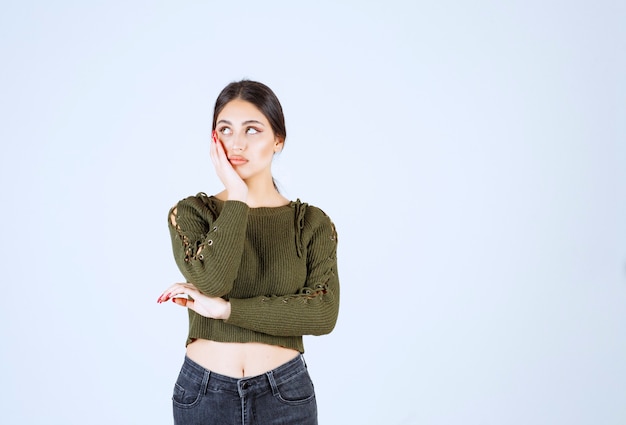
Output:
[179, 354, 307, 398]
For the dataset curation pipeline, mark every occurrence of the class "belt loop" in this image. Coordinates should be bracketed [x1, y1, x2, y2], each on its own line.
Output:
[300, 354, 307, 368]
[201, 370, 210, 395]
[266, 370, 279, 396]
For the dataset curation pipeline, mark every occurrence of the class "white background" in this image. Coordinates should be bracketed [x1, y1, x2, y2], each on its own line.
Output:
[1, 1, 625, 424]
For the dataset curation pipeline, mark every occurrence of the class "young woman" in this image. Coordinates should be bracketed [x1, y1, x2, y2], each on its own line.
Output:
[157, 80, 340, 425]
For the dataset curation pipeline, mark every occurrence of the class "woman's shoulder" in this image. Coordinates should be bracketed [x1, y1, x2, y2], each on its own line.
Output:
[296, 199, 332, 218]
[177, 192, 218, 204]
[296, 200, 337, 234]
[173, 192, 221, 217]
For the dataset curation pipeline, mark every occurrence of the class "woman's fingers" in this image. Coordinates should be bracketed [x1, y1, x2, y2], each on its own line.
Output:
[158, 285, 229, 320]
[171, 297, 191, 307]
[210, 131, 228, 168]
[157, 283, 198, 303]
[209, 132, 248, 201]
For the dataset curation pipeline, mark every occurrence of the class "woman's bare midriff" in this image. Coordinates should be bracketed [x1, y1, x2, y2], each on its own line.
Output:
[186, 339, 300, 378]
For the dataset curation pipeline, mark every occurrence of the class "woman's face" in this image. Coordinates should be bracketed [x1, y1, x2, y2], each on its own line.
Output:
[215, 99, 283, 181]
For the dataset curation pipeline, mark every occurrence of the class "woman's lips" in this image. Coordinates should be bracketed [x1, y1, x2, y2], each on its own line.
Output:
[228, 156, 248, 165]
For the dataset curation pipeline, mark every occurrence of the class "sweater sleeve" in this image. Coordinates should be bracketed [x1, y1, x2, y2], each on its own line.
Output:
[225, 213, 340, 337]
[169, 195, 249, 297]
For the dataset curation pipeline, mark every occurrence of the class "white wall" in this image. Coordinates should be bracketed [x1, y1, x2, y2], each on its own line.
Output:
[1, 1, 624, 424]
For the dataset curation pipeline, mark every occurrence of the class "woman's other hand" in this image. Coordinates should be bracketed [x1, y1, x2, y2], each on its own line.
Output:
[157, 282, 231, 320]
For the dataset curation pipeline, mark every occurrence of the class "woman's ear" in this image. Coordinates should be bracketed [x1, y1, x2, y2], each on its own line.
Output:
[274, 138, 284, 153]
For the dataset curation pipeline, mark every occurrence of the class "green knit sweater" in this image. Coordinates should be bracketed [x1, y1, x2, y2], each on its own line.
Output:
[168, 193, 340, 353]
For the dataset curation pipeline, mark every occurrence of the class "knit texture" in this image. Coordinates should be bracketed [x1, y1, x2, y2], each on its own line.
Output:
[168, 193, 340, 353]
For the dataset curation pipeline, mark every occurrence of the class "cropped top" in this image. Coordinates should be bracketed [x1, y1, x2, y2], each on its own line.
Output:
[168, 193, 340, 353]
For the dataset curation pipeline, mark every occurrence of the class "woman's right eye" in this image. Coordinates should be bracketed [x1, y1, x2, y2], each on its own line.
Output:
[219, 127, 232, 135]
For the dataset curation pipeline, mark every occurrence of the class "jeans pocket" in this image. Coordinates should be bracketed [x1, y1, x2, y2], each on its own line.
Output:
[273, 370, 316, 406]
[172, 371, 204, 408]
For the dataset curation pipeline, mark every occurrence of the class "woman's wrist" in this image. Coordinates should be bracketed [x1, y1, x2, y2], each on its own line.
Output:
[220, 301, 231, 320]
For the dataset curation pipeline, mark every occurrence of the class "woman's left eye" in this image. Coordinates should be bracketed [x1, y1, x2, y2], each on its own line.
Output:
[246, 127, 259, 135]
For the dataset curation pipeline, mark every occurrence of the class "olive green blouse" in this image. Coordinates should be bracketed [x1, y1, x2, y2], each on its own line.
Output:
[168, 193, 340, 353]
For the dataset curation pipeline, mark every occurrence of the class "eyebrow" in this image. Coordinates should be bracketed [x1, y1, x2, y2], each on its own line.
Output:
[216, 119, 266, 126]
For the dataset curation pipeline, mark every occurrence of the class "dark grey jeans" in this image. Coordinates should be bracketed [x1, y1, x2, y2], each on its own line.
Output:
[172, 354, 317, 425]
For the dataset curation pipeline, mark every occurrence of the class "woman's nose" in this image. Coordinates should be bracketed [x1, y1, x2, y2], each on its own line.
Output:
[231, 132, 246, 151]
